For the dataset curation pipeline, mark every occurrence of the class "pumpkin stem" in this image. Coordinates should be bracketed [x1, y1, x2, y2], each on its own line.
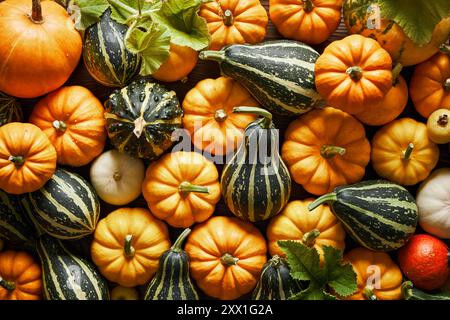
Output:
[438, 114, 448, 127]
[199, 50, 225, 62]
[8, 155, 25, 166]
[113, 172, 122, 181]
[179, 181, 210, 194]
[444, 78, 450, 92]
[221, 253, 239, 266]
[391, 63, 403, 86]
[31, 0, 44, 23]
[363, 286, 377, 300]
[401, 281, 414, 299]
[402, 143, 414, 160]
[214, 109, 228, 122]
[52, 120, 67, 133]
[320, 145, 346, 159]
[303, 0, 314, 13]
[171, 228, 191, 253]
[223, 9, 234, 26]
[440, 44, 450, 55]
[233, 106, 272, 129]
[346, 66, 363, 81]
[133, 116, 147, 139]
[308, 193, 337, 211]
[0, 277, 16, 291]
[302, 229, 321, 247]
[270, 255, 283, 267]
[124, 234, 135, 258]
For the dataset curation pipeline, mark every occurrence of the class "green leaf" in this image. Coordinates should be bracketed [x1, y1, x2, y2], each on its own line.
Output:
[378, 0, 450, 45]
[108, 0, 162, 25]
[150, 0, 212, 50]
[322, 246, 357, 298]
[125, 19, 171, 76]
[69, 0, 109, 31]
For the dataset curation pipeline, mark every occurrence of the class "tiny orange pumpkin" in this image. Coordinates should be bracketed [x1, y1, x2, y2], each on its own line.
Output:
[152, 44, 199, 82]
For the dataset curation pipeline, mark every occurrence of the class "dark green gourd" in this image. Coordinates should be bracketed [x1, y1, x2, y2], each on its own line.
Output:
[144, 229, 198, 300]
[199, 41, 322, 116]
[221, 107, 291, 222]
[83, 8, 140, 87]
[309, 180, 418, 252]
[252, 255, 300, 300]
[36, 235, 109, 300]
[104, 79, 183, 160]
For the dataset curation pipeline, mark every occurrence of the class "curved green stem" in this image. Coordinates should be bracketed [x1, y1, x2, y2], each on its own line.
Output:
[402, 143, 414, 160]
[223, 9, 234, 26]
[221, 253, 239, 266]
[215, 109, 228, 122]
[303, 0, 314, 13]
[401, 281, 450, 300]
[346, 66, 363, 81]
[363, 286, 377, 300]
[179, 181, 209, 194]
[308, 193, 337, 211]
[320, 145, 346, 159]
[391, 63, 403, 86]
[124, 235, 135, 258]
[171, 228, 192, 252]
[199, 50, 225, 62]
[8, 155, 24, 166]
[0, 278, 16, 291]
[53, 120, 67, 133]
[31, 0, 43, 23]
[445, 78, 450, 92]
[233, 106, 272, 129]
[302, 229, 321, 247]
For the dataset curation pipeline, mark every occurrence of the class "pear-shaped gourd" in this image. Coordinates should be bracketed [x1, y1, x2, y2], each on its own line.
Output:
[221, 107, 291, 222]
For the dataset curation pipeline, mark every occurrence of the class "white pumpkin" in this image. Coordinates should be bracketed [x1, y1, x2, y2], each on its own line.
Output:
[416, 168, 450, 239]
[90, 150, 145, 206]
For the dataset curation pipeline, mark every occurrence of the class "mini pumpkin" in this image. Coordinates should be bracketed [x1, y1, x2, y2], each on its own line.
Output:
[427, 108, 450, 144]
[182, 77, 258, 156]
[410, 53, 450, 118]
[0, 250, 42, 300]
[142, 151, 221, 228]
[267, 199, 346, 259]
[0, 122, 57, 194]
[269, 0, 343, 44]
[282, 107, 371, 195]
[185, 216, 267, 300]
[91, 208, 171, 288]
[29, 86, 106, 167]
[371, 118, 440, 186]
[199, 0, 268, 50]
[344, 247, 403, 300]
[314, 34, 393, 114]
[153, 44, 198, 82]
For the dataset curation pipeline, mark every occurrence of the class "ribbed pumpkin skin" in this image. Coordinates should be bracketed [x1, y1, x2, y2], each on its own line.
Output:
[105, 79, 183, 160]
[327, 180, 418, 251]
[200, 41, 322, 116]
[37, 235, 109, 300]
[252, 255, 299, 300]
[83, 9, 140, 87]
[27, 168, 100, 240]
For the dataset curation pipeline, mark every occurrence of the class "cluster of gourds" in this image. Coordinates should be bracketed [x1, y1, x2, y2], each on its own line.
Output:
[0, 0, 449, 301]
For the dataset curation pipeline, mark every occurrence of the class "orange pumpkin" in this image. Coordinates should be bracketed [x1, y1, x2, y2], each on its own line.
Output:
[29, 86, 106, 167]
[142, 151, 221, 228]
[267, 199, 346, 259]
[0, 0, 82, 98]
[152, 44, 199, 82]
[314, 34, 393, 114]
[185, 216, 267, 300]
[371, 118, 440, 186]
[282, 107, 371, 195]
[0, 122, 57, 194]
[199, 0, 268, 50]
[182, 77, 258, 156]
[0, 250, 42, 300]
[91, 208, 171, 287]
[355, 75, 408, 126]
[410, 52, 450, 118]
[269, 0, 343, 44]
[344, 247, 403, 300]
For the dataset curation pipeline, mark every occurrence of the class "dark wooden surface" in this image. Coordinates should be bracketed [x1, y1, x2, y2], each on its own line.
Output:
[15, 1, 450, 298]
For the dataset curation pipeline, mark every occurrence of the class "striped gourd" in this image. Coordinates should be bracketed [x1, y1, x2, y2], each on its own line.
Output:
[221, 107, 291, 222]
[0, 190, 36, 246]
[199, 41, 322, 116]
[144, 229, 198, 300]
[37, 235, 109, 300]
[27, 168, 100, 240]
[309, 180, 418, 252]
[0, 91, 22, 126]
[83, 9, 140, 87]
[105, 79, 183, 160]
[252, 255, 300, 300]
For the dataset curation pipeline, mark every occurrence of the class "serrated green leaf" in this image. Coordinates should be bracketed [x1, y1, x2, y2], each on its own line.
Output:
[70, 0, 109, 31]
[322, 246, 357, 298]
[379, 0, 450, 45]
[125, 20, 171, 76]
[150, 0, 212, 50]
[108, 0, 162, 25]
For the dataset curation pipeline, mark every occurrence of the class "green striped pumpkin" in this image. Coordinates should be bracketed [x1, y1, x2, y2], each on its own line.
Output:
[221, 107, 291, 222]
[0, 92, 22, 126]
[144, 229, 198, 300]
[105, 79, 183, 160]
[27, 169, 100, 240]
[309, 180, 418, 252]
[83, 9, 140, 87]
[252, 255, 300, 300]
[37, 235, 109, 300]
[199, 41, 322, 116]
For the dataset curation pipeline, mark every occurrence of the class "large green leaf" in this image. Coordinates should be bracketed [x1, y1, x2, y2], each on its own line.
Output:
[70, 0, 109, 31]
[108, 0, 162, 25]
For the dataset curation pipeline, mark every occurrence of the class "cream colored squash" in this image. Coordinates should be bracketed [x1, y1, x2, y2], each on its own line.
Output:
[89, 150, 145, 205]
[416, 168, 450, 239]
[110, 286, 140, 300]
